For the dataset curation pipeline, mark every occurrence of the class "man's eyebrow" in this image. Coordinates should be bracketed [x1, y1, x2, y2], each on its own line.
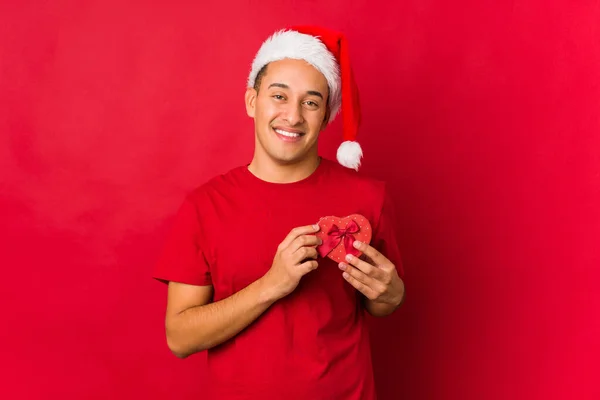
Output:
[268, 83, 289, 90]
[306, 90, 323, 99]
[268, 83, 324, 100]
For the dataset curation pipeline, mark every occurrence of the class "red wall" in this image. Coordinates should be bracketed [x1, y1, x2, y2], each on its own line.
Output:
[2, 1, 598, 399]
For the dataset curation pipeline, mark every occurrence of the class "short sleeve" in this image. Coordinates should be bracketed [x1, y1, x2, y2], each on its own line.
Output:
[153, 197, 212, 286]
[372, 185, 405, 278]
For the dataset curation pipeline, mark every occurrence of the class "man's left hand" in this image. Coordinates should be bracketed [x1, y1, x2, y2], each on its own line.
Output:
[339, 240, 404, 309]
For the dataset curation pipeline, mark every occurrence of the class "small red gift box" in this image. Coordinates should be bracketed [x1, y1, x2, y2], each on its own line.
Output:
[315, 214, 372, 263]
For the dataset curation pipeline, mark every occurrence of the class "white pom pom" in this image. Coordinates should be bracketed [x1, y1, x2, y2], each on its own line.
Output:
[336, 141, 363, 171]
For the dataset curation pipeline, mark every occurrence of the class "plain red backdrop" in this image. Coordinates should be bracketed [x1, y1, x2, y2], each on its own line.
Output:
[1, 1, 599, 399]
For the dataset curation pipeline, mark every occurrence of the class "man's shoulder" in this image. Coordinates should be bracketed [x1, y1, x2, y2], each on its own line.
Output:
[323, 158, 388, 196]
[185, 165, 247, 203]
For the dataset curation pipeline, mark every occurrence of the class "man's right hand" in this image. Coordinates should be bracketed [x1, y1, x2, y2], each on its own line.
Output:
[262, 224, 322, 300]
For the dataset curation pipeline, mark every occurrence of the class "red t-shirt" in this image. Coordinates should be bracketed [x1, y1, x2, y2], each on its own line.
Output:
[154, 158, 404, 399]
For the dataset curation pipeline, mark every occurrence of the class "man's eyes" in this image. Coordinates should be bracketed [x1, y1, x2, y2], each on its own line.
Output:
[271, 95, 319, 108]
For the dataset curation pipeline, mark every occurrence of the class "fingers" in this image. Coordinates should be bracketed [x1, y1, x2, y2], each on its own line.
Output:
[339, 261, 370, 286]
[292, 246, 318, 264]
[343, 254, 385, 280]
[298, 259, 319, 275]
[340, 266, 381, 300]
[279, 224, 320, 251]
[352, 241, 390, 268]
[289, 233, 322, 254]
[340, 249, 400, 303]
[346, 254, 381, 278]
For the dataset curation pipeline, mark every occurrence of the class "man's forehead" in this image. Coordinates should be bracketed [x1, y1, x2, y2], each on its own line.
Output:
[263, 59, 328, 86]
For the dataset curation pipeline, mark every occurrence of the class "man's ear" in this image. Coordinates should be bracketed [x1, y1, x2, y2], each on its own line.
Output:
[245, 87, 257, 118]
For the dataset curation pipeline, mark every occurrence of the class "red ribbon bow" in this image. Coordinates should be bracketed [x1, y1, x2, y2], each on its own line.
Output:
[318, 220, 362, 258]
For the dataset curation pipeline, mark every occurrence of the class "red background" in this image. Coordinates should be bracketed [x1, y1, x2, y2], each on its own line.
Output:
[1, 1, 599, 399]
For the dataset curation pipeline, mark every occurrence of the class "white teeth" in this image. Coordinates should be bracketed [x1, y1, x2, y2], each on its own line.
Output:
[275, 128, 301, 138]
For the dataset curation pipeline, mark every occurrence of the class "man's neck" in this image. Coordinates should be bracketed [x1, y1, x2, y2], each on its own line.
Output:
[247, 155, 322, 184]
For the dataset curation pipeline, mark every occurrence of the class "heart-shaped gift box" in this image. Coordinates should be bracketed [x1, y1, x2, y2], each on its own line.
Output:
[315, 214, 372, 263]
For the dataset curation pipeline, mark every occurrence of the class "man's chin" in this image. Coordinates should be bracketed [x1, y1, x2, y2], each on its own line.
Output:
[269, 152, 310, 166]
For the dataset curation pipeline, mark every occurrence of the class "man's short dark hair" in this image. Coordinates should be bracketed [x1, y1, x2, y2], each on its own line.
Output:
[253, 65, 268, 92]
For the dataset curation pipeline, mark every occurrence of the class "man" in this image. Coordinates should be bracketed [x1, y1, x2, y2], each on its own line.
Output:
[153, 26, 405, 399]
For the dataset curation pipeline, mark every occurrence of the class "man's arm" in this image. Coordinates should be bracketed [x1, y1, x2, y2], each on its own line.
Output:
[163, 224, 322, 358]
[165, 278, 278, 358]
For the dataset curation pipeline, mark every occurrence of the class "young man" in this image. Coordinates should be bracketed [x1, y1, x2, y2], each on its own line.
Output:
[154, 26, 405, 399]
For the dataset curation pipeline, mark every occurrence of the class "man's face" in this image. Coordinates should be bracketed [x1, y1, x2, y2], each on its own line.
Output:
[245, 58, 330, 165]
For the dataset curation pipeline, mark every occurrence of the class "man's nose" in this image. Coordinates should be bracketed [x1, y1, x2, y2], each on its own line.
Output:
[282, 103, 304, 125]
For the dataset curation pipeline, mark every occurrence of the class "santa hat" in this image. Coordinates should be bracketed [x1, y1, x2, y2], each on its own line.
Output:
[247, 26, 363, 171]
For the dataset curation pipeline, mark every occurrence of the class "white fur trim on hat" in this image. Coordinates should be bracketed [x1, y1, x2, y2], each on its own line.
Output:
[247, 30, 342, 122]
[337, 140, 363, 171]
